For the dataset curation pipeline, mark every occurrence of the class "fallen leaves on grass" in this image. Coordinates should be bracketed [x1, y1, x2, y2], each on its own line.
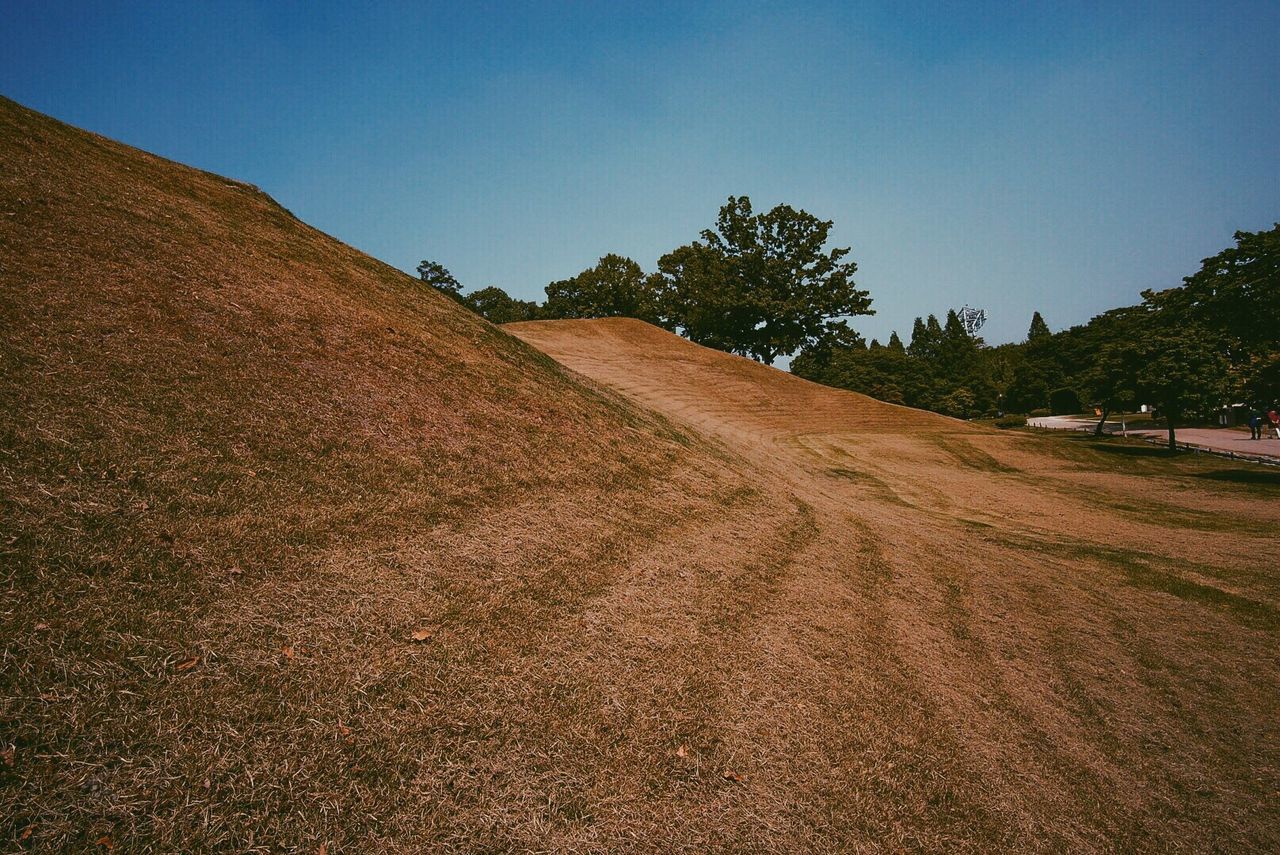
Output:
[282, 645, 295, 661]
[722, 770, 745, 783]
[174, 656, 200, 673]
[408, 628, 434, 643]
[675, 744, 689, 758]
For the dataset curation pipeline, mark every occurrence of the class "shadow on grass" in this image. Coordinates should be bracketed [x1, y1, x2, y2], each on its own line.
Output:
[977, 528, 1280, 631]
[1193, 468, 1280, 486]
[1062, 437, 1174, 458]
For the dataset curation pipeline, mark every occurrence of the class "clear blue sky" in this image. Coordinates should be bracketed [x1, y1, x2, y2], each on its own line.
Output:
[5, 1, 1278, 349]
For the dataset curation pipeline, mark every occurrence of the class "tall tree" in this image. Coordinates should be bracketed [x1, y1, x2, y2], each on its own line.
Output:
[1076, 307, 1142, 434]
[1005, 312, 1063, 412]
[1027, 311, 1051, 342]
[657, 196, 872, 363]
[1170, 224, 1280, 405]
[1128, 316, 1228, 451]
[907, 315, 943, 361]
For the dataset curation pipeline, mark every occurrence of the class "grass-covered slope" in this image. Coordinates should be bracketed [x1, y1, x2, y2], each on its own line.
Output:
[4, 98, 1280, 853]
[0, 97, 742, 851]
[509, 316, 1280, 854]
[506, 317, 965, 444]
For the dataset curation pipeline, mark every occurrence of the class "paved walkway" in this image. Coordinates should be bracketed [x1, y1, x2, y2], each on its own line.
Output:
[1026, 416, 1280, 463]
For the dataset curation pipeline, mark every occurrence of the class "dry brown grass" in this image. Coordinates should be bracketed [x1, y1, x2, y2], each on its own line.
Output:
[2, 97, 1279, 852]
[508, 317, 1280, 852]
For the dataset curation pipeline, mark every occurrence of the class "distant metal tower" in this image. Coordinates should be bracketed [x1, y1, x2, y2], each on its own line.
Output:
[957, 305, 987, 337]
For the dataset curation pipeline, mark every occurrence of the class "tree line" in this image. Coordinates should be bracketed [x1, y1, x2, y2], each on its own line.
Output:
[419, 200, 1277, 451]
[418, 195, 872, 364]
[792, 224, 1279, 449]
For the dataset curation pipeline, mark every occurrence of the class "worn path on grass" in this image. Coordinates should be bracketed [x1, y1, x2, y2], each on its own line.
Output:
[509, 317, 1280, 852]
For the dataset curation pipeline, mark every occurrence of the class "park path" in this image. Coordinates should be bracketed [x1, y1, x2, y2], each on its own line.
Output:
[1028, 415, 1280, 462]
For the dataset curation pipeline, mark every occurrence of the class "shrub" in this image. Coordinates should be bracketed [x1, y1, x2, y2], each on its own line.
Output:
[994, 414, 1026, 429]
[1028, 408, 1052, 417]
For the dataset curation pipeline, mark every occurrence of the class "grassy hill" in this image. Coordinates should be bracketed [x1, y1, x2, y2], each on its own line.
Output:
[0, 97, 747, 851]
[4, 97, 1280, 852]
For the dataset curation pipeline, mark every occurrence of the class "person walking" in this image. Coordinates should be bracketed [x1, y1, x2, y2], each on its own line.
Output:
[1268, 407, 1280, 440]
[1249, 410, 1263, 440]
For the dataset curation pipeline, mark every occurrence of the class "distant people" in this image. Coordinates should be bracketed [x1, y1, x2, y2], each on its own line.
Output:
[1269, 408, 1280, 439]
[1249, 410, 1263, 440]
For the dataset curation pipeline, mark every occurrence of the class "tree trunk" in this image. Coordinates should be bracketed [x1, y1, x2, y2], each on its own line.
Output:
[1094, 405, 1110, 436]
[1166, 416, 1177, 451]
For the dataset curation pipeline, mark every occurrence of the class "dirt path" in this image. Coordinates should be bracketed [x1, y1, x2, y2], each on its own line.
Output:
[508, 318, 1280, 851]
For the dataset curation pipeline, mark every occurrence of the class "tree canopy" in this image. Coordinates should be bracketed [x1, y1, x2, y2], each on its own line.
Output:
[1027, 311, 1051, 342]
[462, 286, 541, 324]
[657, 196, 872, 363]
[543, 254, 666, 326]
[416, 260, 462, 298]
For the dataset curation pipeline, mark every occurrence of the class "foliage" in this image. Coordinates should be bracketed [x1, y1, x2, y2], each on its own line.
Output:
[1049, 387, 1082, 415]
[463, 286, 542, 324]
[417, 259, 462, 299]
[936, 387, 978, 419]
[994, 414, 1027, 429]
[1123, 305, 1230, 449]
[1169, 224, 1280, 404]
[794, 308, 998, 415]
[1027, 311, 1051, 341]
[657, 196, 872, 363]
[543, 254, 667, 325]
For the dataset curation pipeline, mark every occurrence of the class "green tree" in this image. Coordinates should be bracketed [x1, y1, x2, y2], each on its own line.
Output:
[935, 310, 995, 413]
[936, 387, 977, 419]
[1171, 224, 1280, 405]
[793, 319, 866, 371]
[543, 254, 666, 324]
[1005, 312, 1064, 412]
[983, 341, 1024, 414]
[793, 319, 939, 409]
[1027, 311, 1051, 342]
[1125, 311, 1229, 450]
[907, 315, 943, 361]
[462, 286, 541, 324]
[657, 196, 872, 363]
[1075, 306, 1142, 434]
[416, 259, 462, 299]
